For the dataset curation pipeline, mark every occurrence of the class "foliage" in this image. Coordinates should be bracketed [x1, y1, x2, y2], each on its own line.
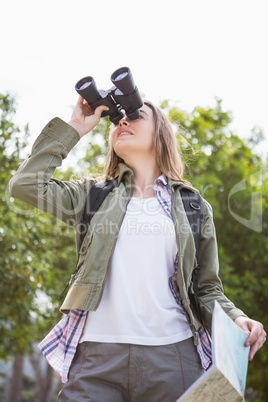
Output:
[167, 98, 268, 398]
[0, 94, 76, 357]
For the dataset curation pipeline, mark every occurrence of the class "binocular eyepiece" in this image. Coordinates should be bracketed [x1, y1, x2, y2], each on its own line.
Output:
[75, 67, 143, 125]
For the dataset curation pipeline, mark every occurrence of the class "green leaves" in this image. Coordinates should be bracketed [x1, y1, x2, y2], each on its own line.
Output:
[167, 98, 268, 398]
[0, 94, 75, 357]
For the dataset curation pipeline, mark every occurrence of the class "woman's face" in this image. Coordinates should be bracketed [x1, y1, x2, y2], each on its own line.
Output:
[110, 104, 155, 161]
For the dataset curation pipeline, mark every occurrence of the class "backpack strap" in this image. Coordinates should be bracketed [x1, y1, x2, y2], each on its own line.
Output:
[58, 178, 118, 299]
[179, 188, 204, 322]
[179, 188, 203, 258]
[79, 178, 118, 249]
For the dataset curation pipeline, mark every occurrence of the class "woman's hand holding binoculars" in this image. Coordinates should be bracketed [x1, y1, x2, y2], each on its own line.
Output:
[68, 95, 109, 138]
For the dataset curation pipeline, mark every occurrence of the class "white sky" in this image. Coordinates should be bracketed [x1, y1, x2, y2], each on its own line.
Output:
[1, 0, 268, 154]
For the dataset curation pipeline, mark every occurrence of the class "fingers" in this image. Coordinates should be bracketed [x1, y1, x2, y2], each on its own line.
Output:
[69, 97, 110, 137]
[245, 322, 266, 361]
[77, 96, 109, 118]
[94, 104, 109, 119]
[248, 333, 266, 361]
[235, 316, 266, 361]
[245, 321, 261, 345]
[77, 95, 84, 105]
[76, 95, 85, 109]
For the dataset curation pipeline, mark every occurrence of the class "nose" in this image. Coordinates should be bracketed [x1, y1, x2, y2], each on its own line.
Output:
[118, 115, 130, 127]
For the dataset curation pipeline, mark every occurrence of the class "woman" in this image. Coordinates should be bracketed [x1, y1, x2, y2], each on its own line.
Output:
[10, 96, 266, 401]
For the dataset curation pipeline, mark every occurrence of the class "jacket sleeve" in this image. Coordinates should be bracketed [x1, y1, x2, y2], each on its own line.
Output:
[9, 117, 95, 226]
[197, 199, 246, 329]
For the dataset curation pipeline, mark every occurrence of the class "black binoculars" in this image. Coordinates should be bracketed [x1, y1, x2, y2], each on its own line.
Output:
[75, 67, 143, 125]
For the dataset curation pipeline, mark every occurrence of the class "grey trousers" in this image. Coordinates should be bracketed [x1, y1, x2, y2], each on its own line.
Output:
[58, 337, 204, 402]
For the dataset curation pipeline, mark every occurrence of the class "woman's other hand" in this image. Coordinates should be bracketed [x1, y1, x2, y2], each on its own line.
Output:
[235, 316, 266, 361]
[68, 96, 109, 138]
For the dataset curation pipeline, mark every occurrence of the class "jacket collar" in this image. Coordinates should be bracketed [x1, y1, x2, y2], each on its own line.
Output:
[116, 163, 134, 185]
[167, 178, 199, 194]
[115, 163, 199, 194]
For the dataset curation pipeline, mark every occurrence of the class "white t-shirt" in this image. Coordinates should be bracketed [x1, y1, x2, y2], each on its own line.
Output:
[80, 197, 192, 345]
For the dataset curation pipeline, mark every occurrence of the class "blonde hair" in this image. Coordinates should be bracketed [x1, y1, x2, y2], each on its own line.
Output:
[104, 100, 190, 184]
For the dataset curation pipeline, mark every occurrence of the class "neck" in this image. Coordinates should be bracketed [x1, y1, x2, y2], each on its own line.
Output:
[125, 158, 161, 198]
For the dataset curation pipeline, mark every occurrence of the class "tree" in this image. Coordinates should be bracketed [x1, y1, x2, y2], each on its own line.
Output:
[167, 98, 268, 399]
[0, 93, 76, 401]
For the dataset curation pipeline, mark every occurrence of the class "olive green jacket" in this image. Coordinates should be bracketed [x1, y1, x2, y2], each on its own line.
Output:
[9, 117, 245, 343]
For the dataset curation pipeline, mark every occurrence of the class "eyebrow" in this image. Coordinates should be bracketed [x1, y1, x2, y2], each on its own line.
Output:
[140, 109, 148, 116]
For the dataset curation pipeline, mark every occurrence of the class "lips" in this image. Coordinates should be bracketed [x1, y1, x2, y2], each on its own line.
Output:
[117, 129, 134, 137]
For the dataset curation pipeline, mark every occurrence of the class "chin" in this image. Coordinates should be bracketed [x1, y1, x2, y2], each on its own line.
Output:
[114, 142, 133, 159]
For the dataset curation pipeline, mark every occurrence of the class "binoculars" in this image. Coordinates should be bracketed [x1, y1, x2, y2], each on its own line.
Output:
[75, 67, 143, 125]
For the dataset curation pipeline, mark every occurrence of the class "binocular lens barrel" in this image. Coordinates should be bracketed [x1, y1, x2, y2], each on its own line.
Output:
[75, 76, 94, 90]
[111, 67, 135, 95]
[75, 76, 100, 105]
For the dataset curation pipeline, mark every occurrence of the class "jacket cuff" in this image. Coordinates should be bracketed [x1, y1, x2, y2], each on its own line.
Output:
[39, 117, 80, 153]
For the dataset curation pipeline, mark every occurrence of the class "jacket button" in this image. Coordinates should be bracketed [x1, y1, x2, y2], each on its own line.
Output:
[48, 123, 53, 128]
[81, 247, 86, 253]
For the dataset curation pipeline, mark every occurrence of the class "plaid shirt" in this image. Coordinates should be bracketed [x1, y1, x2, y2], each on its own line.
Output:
[39, 175, 212, 383]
